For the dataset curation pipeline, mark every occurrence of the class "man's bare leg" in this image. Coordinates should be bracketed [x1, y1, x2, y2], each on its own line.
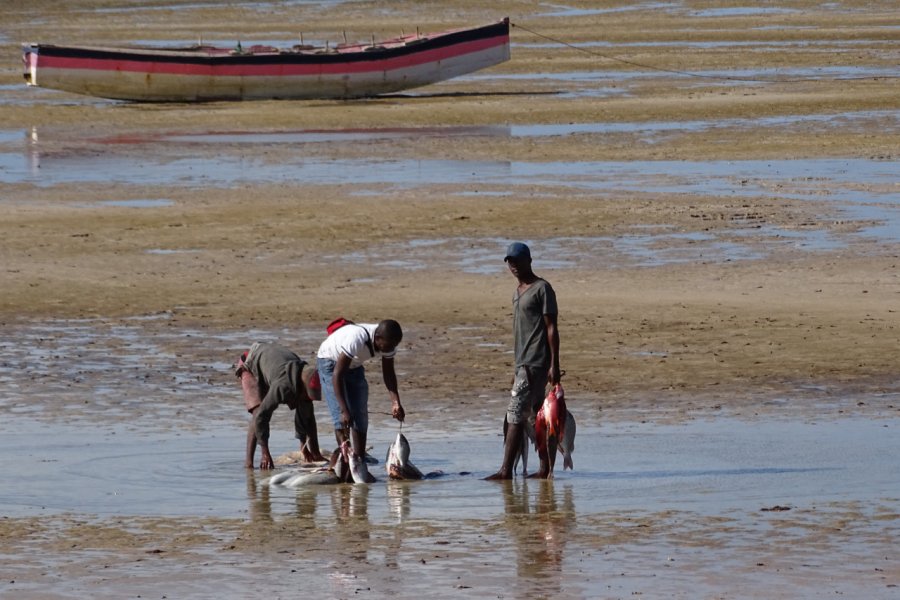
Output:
[485, 422, 523, 480]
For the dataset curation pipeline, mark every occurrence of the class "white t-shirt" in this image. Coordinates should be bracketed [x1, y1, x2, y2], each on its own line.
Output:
[316, 323, 394, 368]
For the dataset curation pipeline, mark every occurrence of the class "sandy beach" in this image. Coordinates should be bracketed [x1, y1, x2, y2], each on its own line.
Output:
[1, 1, 898, 598]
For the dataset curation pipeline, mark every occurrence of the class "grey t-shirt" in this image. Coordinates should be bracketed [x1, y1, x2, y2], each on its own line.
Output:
[243, 342, 306, 442]
[512, 278, 558, 369]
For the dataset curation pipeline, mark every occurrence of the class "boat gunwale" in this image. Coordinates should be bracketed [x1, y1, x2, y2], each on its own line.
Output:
[22, 19, 509, 65]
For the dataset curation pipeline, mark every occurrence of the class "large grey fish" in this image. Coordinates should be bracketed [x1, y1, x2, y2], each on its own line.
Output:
[385, 432, 424, 480]
[558, 410, 576, 470]
[265, 466, 340, 487]
[282, 467, 340, 487]
[264, 470, 298, 486]
[341, 439, 374, 484]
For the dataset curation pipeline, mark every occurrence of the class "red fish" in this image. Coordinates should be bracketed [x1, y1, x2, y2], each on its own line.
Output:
[534, 383, 567, 477]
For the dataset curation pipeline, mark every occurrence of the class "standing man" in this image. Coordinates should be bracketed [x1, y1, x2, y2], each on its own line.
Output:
[237, 342, 325, 470]
[487, 242, 561, 480]
[316, 320, 406, 483]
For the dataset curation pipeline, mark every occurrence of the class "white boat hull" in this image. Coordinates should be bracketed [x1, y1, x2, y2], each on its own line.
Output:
[23, 20, 510, 102]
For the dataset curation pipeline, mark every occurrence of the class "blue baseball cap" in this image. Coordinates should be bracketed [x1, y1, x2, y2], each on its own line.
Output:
[504, 242, 531, 262]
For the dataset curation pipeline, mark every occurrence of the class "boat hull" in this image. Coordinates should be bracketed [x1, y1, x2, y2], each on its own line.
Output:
[23, 20, 509, 102]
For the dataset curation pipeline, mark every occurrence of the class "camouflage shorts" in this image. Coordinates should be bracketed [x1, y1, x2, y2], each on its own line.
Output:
[506, 366, 548, 425]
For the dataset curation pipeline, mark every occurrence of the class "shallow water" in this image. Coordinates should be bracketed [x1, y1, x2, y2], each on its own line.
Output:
[4, 144, 897, 206]
[2, 312, 898, 597]
[4, 414, 897, 519]
[5, 412, 899, 599]
[1, 110, 892, 146]
[82, 0, 362, 13]
[2, 316, 897, 518]
[6, 415, 897, 598]
[3, 119, 898, 260]
[328, 233, 774, 273]
[5, 140, 896, 250]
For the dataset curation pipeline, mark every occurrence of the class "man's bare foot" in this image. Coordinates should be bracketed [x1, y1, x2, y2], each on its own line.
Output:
[484, 470, 512, 480]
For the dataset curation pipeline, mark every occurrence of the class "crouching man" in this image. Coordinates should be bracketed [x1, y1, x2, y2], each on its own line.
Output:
[236, 342, 325, 469]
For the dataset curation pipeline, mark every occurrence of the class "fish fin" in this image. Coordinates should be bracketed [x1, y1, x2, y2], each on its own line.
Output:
[405, 461, 424, 480]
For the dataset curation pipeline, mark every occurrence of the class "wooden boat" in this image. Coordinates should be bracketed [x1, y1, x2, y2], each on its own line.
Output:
[22, 19, 509, 102]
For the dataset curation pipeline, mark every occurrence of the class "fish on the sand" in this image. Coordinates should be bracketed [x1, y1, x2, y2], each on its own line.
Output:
[264, 466, 340, 487]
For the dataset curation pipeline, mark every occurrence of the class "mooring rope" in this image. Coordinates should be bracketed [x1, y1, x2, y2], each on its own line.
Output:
[510, 21, 896, 83]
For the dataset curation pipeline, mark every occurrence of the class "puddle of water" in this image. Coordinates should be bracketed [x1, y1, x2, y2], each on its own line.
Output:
[0, 128, 26, 144]
[95, 199, 175, 208]
[488, 66, 899, 83]
[153, 125, 506, 145]
[734, 225, 841, 251]
[687, 7, 797, 17]
[613, 232, 770, 265]
[4, 145, 896, 248]
[324, 232, 797, 273]
[0, 85, 116, 107]
[83, 0, 360, 14]
[1, 112, 891, 158]
[145, 248, 201, 254]
[5, 150, 897, 200]
[536, 2, 678, 18]
[26, 110, 879, 146]
[0, 319, 319, 430]
[510, 110, 900, 137]
[518, 39, 898, 49]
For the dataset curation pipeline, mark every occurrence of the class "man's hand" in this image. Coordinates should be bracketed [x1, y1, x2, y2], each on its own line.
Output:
[548, 365, 562, 386]
[259, 449, 275, 470]
[392, 400, 405, 422]
[339, 407, 352, 430]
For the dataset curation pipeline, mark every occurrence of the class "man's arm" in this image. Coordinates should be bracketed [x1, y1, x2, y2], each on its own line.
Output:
[252, 397, 279, 469]
[544, 312, 561, 384]
[245, 418, 258, 469]
[382, 356, 404, 422]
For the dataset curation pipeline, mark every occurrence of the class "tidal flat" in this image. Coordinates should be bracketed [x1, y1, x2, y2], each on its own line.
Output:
[1, 0, 898, 598]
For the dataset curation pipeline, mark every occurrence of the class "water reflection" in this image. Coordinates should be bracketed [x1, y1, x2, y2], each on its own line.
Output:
[332, 482, 371, 522]
[246, 470, 331, 525]
[246, 470, 274, 523]
[328, 484, 373, 596]
[386, 480, 412, 522]
[502, 479, 576, 594]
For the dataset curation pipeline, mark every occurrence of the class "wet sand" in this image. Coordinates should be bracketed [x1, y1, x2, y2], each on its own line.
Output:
[1, 1, 899, 598]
